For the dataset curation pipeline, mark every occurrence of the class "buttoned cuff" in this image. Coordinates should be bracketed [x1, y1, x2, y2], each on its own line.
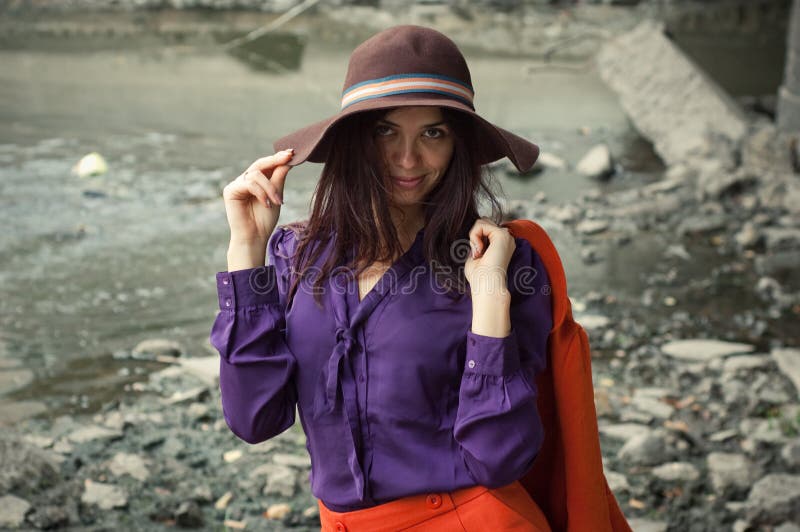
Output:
[464, 329, 521, 377]
[216, 265, 280, 310]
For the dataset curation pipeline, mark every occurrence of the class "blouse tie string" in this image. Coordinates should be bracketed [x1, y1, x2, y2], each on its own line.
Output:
[323, 326, 358, 412]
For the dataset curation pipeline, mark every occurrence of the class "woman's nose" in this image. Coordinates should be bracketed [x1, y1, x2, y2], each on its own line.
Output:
[393, 137, 419, 169]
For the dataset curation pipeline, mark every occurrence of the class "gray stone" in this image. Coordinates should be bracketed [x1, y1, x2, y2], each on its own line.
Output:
[651, 462, 700, 482]
[81, 479, 128, 510]
[735, 222, 762, 250]
[755, 250, 800, 277]
[661, 339, 754, 361]
[773, 348, 800, 397]
[707, 452, 762, 493]
[723, 355, 772, 374]
[0, 400, 47, 426]
[132, 338, 184, 359]
[617, 429, 671, 466]
[745, 474, 800, 524]
[626, 519, 668, 532]
[536, 152, 566, 170]
[576, 144, 614, 179]
[782, 439, 800, 468]
[676, 213, 728, 236]
[740, 418, 788, 444]
[0, 369, 34, 395]
[763, 227, 800, 252]
[595, 20, 748, 167]
[0, 494, 31, 528]
[0, 434, 60, 494]
[108, 452, 149, 482]
[605, 471, 629, 494]
[709, 429, 739, 443]
[599, 423, 651, 442]
[68, 425, 124, 444]
[576, 314, 610, 331]
[272, 452, 311, 469]
[262, 464, 297, 497]
[178, 356, 220, 387]
[576, 219, 609, 235]
[186, 403, 211, 421]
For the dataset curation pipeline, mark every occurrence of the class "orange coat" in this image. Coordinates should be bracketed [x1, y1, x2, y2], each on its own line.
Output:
[504, 219, 632, 532]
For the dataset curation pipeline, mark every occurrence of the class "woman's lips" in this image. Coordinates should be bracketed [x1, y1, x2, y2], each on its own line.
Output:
[392, 175, 424, 189]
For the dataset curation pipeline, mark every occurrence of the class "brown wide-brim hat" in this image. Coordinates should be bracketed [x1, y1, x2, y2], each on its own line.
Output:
[273, 25, 539, 173]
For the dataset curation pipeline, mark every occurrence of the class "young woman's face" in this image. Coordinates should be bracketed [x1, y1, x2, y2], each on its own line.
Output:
[373, 106, 455, 209]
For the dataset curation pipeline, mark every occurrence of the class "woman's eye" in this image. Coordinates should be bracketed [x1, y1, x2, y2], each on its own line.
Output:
[423, 128, 446, 139]
[374, 125, 393, 137]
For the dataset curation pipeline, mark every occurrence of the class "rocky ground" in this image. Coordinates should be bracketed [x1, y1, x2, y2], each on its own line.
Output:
[1, 2, 800, 532]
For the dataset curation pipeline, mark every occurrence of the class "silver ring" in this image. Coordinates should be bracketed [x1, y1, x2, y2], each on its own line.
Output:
[241, 171, 249, 182]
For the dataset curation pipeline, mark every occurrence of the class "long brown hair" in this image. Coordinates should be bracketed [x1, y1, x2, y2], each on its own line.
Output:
[284, 106, 506, 307]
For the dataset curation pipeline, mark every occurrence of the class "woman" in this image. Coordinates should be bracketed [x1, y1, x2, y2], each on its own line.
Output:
[210, 25, 553, 531]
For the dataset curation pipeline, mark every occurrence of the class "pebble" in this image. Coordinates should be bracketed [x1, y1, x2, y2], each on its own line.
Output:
[67, 425, 124, 444]
[627, 518, 668, 532]
[660, 339, 755, 361]
[617, 429, 672, 466]
[745, 474, 800, 524]
[108, 452, 149, 482]
[223, 449, 243, 463]
[576, 144, 614, 179]
[707, 452, 761, 493]
[781, 439, 800, 468]
[599, 423, 651, 442]
[214, 491, 233, 510]
[263, 464, 297, 497]
[576, 219, 609, 235]
[772, 348, 800, 396]
[265, 502, 292, 520]
[651, 462, 700, 482]
[81, 479, 128, 510]
[722, 354, 772, 374]
[0, 494, 32, 528]
[132, 338, 184, 359]
[272, 452, 312, 468]
[605, 471, 630, 493]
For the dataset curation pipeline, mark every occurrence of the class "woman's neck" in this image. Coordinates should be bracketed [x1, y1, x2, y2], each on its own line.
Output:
[390, 206, 425, 244]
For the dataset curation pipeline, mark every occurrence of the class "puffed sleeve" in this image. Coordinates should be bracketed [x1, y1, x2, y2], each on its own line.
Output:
[453, 236, 552, 487]
[209, 226, 300, 444]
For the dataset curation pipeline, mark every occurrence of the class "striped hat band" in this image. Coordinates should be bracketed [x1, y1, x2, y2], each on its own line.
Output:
[341, 73, 475, 110]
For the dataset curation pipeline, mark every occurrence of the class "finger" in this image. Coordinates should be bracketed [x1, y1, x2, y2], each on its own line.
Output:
[247, 149, 294, 175]
[247, 169, 284, 206]
[246, 180, 272, 209]
[269, 164, 291, 201]
[468, 219, 498, 257]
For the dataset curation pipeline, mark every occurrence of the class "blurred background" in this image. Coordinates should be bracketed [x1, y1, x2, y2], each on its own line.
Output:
[0, 0, 798, 530]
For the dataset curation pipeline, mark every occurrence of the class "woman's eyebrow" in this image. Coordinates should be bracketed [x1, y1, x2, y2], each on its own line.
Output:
[378, 119, 449, 128]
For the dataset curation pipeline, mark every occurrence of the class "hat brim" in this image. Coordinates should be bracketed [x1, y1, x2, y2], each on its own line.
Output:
[273, 94, 539, 173]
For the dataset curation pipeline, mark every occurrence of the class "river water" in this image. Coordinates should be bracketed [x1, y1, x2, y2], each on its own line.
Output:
[1, 10, 763, 423]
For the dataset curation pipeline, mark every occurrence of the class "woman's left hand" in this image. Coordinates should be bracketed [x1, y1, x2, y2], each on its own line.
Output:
[464, 218, 516, 296]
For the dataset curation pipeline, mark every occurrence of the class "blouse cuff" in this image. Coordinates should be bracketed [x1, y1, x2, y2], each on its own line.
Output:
[216, 266, 280, 310]
[464, 329, 521, 377]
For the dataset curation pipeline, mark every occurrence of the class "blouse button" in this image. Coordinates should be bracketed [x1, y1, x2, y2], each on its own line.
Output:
[224, 299, 231, 307]
[335, 522, 347, 532]
[468, 360, 476, 369]
[358, 374, 365, 383]
[426, 493, 442, 509]
[222, 277, 229, 285]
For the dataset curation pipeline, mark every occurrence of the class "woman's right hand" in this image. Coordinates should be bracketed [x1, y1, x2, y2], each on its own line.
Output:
[222, 149, 294, 245]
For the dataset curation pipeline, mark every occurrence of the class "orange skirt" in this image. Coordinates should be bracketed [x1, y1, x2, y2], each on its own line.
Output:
[318, 481, 552, 532]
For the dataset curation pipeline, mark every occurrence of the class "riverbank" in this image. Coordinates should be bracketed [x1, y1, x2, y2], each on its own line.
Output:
[1, 2, 799, 530]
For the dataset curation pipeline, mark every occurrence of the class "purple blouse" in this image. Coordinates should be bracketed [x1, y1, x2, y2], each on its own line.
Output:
[209, 225, 552, 511]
